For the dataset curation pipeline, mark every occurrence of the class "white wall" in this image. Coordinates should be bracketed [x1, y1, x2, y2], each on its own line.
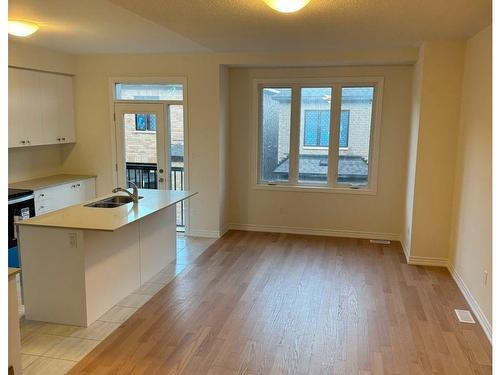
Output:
[228, 65, 413, 237]
[219, 65, 230, 233]
[60, 54, 223, 235]
[404, 41, 465, 262]
[402, 47, 424, 256]
[8, 41, 76, 183]
[449, 26, 492, 334]
[59, 49, 417, 235]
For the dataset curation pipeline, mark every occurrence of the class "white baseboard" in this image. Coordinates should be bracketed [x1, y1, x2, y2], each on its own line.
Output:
[400, 239, 410, 263]
[219, 224, 230, 237]
[407, 255, 449, 267]
[228, 223, 400, 241]
[400, 238, 448, 267]
[448, 264, 492, 343]
[185, 229, 220, 238]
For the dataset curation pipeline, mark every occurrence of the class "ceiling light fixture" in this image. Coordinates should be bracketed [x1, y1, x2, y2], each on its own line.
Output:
[264, 0, 311, 13]
[8, 20, 39, 37]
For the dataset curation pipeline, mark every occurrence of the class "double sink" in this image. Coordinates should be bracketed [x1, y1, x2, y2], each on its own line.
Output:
[85, 195, 143, 208]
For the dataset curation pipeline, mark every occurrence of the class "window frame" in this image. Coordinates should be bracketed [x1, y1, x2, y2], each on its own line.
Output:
[253, 77, 384, 195]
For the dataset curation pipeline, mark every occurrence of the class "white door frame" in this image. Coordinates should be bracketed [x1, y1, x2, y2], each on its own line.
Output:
[114, 102, 169, 189]
[108, 76, 190, 231]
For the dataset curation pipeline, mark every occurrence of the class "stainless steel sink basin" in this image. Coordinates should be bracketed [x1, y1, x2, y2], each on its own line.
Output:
[85, 195, 143, 208]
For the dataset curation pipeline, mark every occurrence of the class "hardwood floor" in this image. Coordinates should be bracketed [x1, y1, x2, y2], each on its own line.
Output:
[69, 231, 491, 374]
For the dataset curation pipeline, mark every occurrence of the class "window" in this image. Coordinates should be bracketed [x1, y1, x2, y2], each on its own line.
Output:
[260, 88, 292, 182]
[298, 87, 332, 184]
[257, 78, 382, 192]
[115, 83, 183, 101]
[339, 110, 350, 148]
[135, 114, 157, 131]
[304, 110, 330, 147]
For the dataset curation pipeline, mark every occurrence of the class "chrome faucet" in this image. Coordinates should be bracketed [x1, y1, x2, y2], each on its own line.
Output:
[112, 182, 139, 203]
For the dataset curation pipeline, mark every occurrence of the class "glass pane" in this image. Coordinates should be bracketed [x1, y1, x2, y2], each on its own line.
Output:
[124, 113, 158, 189]
[115, 83, 183, 101]
[336, 87, 374, 186]
[298, 87, 332, 184]
[260, 88, 291, 182]
[168, 104, 186, 230]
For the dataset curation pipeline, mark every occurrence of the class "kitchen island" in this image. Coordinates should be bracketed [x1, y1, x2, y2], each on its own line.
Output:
[17, 189, 196, 327]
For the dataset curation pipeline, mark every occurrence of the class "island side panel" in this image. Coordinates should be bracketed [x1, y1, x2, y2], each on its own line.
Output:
[139, 205, 177, 283]
[18, 226, 87, 326]
[83, 223, 141, 325]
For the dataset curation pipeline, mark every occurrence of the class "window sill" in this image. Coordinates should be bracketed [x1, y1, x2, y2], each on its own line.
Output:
[253, 183, 376, 195]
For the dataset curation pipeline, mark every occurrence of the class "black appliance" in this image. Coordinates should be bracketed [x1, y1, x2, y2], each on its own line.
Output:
[8, 188, 35, 267]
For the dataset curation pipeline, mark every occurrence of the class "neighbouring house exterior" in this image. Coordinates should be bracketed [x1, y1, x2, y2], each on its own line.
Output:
[124, 105, 184, 166]
[261, 87, 374, 184]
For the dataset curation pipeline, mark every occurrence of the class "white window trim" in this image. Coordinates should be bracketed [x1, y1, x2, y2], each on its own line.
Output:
[251, 76, 384, 195]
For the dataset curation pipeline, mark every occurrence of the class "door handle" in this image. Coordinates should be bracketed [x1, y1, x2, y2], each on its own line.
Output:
[158, 169, 164, 174]
[159, 177, 164, 183]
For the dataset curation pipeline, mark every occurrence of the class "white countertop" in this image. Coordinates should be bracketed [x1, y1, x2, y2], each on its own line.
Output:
[9, 174, 96, 190]
[17, 189, 197, 231]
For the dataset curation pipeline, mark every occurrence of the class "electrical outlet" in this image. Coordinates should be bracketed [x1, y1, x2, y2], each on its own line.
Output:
[69, 233, 78, 248]
[483, 271, 488, 286]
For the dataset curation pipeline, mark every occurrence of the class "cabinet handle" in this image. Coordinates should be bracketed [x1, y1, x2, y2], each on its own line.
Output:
[39, 193, 45, 197]
[40, 205, 45, 209]
[77, 183, 81, 187]
[71, 185, 76, 188]
[62, 137, 66, 141]
[57, 138, 61, 141]
[26, 140, 31, 144]
[20, 140, 26, 144]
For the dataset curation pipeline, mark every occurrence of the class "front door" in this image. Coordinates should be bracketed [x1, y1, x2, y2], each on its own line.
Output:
[114, 103, 169, 190]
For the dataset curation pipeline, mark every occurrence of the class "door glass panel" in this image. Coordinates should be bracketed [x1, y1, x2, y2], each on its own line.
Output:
[168, 104, 186, 230]
[336, 87, 374, 186]
[298, 87, 332, 184]
[123, 112, 158, 189]
[260, 87, 292, 183]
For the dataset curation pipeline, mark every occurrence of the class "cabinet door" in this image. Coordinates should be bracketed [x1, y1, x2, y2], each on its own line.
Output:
[39, 72, 61, 145]
[58, 75, 75, 143]
[80, 178, 96, 201]
[8, 68, 42, 147]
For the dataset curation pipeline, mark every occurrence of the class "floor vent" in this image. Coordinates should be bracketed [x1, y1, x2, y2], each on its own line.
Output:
[455, 309, 475, 324]
[369, 239, 391, 245]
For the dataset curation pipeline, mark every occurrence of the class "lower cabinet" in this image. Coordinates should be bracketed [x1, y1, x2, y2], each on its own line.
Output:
[34, 178, 96, 216]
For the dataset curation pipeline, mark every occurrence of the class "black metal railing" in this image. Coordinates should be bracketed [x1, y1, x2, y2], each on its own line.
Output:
[126, 162, 158, 189]
[126, 162, 185, 228]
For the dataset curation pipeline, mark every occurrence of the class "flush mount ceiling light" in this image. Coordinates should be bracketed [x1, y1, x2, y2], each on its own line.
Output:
[8, 20, 39, 37]
[264, 0, 312, 13]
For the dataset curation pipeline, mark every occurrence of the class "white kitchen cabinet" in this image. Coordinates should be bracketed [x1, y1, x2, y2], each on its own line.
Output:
[34, 178, 96, 216]
[9, 67, 76, 148]
[8, 68, 43, 147]
[57, 74, 76, 143]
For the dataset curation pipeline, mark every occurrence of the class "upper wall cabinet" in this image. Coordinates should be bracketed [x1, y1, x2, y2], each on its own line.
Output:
[8, 67, 76, 148]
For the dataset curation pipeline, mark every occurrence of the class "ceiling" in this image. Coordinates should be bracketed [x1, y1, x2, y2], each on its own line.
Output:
[9, 0, 492, 54]
[8, 0, 209, 53]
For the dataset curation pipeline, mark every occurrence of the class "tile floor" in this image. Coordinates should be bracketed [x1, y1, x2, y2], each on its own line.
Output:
[17, 234, 216, 375]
